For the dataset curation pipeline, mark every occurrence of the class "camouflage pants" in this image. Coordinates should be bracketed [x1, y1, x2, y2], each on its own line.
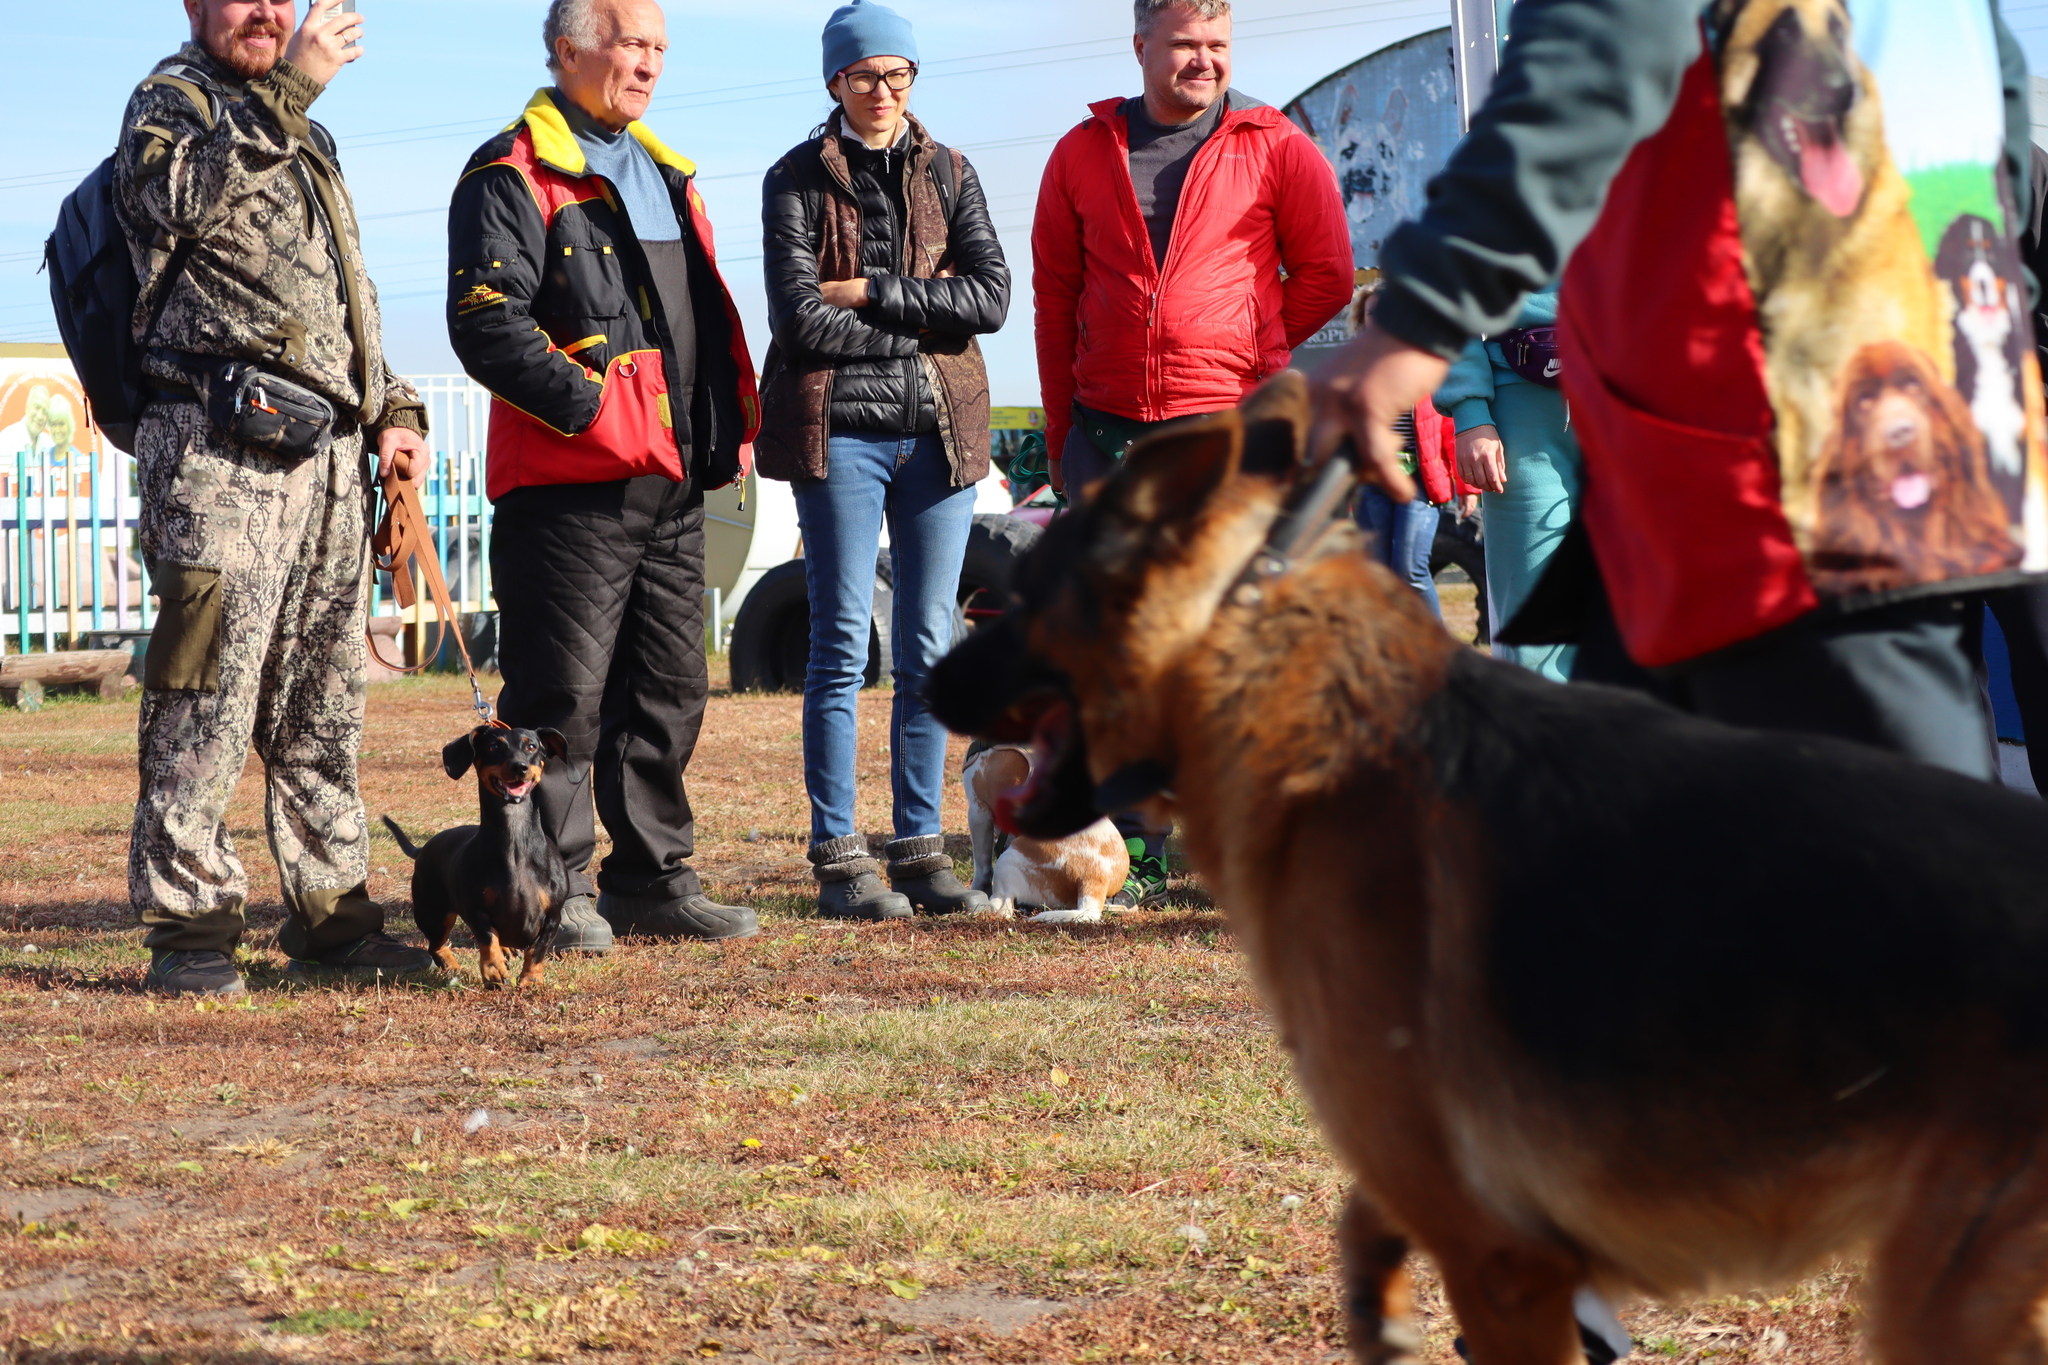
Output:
[129, 401, 383, 957]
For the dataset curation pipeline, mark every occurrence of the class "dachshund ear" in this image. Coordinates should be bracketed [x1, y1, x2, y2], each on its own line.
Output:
[443, 731, 481, 781]
[536, 728, 569, 761]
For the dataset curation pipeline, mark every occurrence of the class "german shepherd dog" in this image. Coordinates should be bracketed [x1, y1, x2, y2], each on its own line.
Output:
[928, 373, 2048, 1364]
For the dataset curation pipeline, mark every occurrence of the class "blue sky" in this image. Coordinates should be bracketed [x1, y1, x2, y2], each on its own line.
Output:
[7, 1, 2048, 405]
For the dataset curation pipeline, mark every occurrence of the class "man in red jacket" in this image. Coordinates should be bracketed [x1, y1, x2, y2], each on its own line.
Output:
[1033, 0, 1353, 499]
[1033, 0, 1352, 904]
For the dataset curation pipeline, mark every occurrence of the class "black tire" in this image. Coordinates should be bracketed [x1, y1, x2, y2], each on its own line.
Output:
[728, 559, 885, 693]
[958, 513, 1043, 630]
[1429, 510, 1490, 645]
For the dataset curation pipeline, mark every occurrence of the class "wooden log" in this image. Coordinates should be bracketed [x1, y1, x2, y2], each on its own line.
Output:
[0, 650, 134, 707]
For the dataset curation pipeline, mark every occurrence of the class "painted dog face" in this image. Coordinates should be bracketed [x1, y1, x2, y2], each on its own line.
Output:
[1715, 0, 1873, 218]
[442, 725, 568, 805]
[925, 375, 1318, 839]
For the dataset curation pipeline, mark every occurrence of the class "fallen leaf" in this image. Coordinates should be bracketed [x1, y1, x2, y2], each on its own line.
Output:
[741, 1138, 761, 1149]
[1050, 1068, 1071, 1088]
[883, 1277, 924, 1300]
[174, 1161, 204, 1175]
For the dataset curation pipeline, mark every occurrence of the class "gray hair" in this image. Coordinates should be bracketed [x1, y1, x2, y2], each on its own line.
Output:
[1134, 0, 1230, 34]
[543, 0, 605, 71]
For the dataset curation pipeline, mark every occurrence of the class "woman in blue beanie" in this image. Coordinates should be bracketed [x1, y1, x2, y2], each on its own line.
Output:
[755, 2, 1012, 920]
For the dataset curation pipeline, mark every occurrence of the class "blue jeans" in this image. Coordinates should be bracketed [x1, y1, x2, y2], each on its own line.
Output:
[1358, 485, 1442, 618]
[793, 432, 976, 845]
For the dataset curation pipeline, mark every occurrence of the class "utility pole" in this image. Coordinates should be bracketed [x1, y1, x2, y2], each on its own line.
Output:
[1450, 0, 1509, 131]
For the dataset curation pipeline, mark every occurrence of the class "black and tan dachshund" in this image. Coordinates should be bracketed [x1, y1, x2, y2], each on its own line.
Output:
[383, 725, 570, 990]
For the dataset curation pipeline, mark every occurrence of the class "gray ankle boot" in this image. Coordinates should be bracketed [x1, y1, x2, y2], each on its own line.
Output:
[810, 836, 911, 921]
[886, 836, 989, 916]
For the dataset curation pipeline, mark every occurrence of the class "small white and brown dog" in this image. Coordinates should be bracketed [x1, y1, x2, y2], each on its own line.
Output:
[963, 744, 1130, 924]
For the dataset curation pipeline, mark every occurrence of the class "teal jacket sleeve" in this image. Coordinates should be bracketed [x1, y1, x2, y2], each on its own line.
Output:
[1434, 337, 1497, 433]
[1371, 0, 1702, 358]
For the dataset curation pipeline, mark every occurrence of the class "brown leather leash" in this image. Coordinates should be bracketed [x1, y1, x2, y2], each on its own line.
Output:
[368, 470, 503, 729]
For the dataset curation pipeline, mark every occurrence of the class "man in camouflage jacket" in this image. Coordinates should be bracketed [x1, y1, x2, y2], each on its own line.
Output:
[116, 0, 435, 996]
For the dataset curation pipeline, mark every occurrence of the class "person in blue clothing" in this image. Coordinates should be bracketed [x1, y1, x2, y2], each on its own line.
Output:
[1435, 284, 1581, 682]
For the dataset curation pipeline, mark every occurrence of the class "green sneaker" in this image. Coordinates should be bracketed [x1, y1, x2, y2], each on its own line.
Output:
[1110, 839, 1171, 910]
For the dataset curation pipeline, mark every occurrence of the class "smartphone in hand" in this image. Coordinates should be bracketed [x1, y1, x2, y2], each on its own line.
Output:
[340, 0, 359, 49]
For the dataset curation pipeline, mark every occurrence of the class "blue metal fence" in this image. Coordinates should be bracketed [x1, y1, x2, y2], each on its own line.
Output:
[2, 376, 497, 658]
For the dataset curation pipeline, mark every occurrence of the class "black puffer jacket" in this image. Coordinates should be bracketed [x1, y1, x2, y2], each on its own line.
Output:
[763, 117, 1008, 440]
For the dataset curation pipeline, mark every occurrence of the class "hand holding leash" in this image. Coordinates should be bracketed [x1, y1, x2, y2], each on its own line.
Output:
[1306, 317, 1445, 503]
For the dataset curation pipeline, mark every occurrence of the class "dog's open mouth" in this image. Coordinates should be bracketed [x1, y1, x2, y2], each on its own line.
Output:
[995, 699, 1073, 834]
[986, 693, 1103, 840]
[491, 773, 536, 803]
[1776, 109, 1864, 218]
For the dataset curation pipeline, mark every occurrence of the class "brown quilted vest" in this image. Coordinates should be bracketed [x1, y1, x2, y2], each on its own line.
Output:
[755, 111, 991, 485]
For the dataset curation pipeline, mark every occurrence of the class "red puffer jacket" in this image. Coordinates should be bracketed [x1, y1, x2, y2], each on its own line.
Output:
[1033, 97, 1353, 459]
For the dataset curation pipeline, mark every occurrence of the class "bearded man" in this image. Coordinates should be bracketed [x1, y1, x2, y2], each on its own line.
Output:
[115, 0, 437, 995]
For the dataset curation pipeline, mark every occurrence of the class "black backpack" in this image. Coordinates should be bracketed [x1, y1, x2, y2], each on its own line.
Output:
[44, 64, 217, 454]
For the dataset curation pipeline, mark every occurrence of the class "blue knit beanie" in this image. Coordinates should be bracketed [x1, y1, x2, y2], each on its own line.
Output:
[821, 1, 918, 84]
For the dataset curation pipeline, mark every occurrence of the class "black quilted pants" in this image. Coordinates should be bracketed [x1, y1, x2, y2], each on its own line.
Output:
[490, 476, 708, 902]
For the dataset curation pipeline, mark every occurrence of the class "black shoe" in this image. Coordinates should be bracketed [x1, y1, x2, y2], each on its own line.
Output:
[884, 836, 988, 916]
[597, 891, 758, 941]
[550, 894, 614, 954]
[285, 931, 440, 981]
[145, 949, 246, 997]
[817, 869, 913, 921]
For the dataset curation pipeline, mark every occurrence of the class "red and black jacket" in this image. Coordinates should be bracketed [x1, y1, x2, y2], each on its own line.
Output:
[447, 90, 760, 502]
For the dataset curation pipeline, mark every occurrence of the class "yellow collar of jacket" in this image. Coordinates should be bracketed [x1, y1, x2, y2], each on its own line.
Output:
[511, 88, 697, 178]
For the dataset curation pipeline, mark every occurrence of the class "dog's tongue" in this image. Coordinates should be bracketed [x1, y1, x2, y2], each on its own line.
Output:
[1800, 131, 1864, 218]
[1892, 472, 1933, 509]
[504, 779, 534, 799]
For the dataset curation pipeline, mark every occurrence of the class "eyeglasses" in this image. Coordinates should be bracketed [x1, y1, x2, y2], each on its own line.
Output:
[841, 66, 917, 94]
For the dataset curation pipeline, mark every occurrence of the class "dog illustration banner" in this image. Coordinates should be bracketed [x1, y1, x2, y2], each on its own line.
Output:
[1712, 0, 2048, 596]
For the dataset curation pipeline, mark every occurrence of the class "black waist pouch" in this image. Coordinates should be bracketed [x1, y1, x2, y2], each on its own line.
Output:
[200, 360, 337, 458]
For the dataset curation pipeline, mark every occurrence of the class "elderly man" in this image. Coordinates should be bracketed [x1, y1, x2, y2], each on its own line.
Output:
[1032, 0, 1353, 905]
[116, 0, 437, 995]
[446, 0, 761, 951]
[1, 386, 53, 463]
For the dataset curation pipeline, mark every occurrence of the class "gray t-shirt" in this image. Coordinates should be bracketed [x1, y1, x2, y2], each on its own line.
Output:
[1122, 95, 1228, 271]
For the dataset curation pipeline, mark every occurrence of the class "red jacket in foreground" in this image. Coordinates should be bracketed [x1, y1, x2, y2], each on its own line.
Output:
[1032, 96, 1353, 459]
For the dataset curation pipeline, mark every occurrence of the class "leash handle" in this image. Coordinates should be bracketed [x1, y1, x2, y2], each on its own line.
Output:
[367, 468, 500, 726]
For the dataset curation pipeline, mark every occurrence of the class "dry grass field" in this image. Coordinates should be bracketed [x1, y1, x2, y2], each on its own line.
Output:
[0, 636, 1867, 1363]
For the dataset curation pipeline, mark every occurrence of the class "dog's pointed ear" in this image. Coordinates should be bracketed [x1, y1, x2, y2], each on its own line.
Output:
[536, 728, 568, 761]
[1237, 371, 1312, 477]
[1095, 413, 1243, 558]
[443, 729, 483, 781]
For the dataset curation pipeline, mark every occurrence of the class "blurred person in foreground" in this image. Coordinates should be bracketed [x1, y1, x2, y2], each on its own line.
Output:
[118, 0, 436, 996]
[1033, 0, 1353, 905]
[757, 0, 1009, 921]
[446, 0, 763, 951]
[1312, 0, 2045, 779]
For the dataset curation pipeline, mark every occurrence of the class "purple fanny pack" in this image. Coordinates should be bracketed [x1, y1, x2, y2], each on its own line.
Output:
[1499, 326, 1563, 388]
